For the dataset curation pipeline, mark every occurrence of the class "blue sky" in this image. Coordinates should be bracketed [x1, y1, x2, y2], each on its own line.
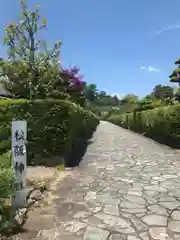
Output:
[1, 0, 180, 98]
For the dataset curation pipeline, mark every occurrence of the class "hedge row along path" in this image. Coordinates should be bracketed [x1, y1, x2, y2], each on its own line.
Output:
[12, 121, 180, 240]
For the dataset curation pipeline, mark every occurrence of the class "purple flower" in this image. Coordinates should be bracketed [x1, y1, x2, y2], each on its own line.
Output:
[61, 66, 84, 87]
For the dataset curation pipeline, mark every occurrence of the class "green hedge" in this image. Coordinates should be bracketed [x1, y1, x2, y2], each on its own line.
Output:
[107, 105, 180, 148]
[0, 99, 99, 166]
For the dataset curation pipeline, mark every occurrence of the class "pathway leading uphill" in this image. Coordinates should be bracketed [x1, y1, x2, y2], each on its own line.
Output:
[16, 121, 180, 239]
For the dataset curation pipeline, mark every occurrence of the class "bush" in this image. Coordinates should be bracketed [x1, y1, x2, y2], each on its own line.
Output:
[65, 106, 99, 166]
[0, 100, 98, 235]
[107, 105, 180, 148]
[0, 99, 99, 166]
[0, 168, 15, 205]
[0, 152, 15, 201]
[134, 99, 165, 111]
[0, 152, 16, 233]
[85, 102, 102, 117]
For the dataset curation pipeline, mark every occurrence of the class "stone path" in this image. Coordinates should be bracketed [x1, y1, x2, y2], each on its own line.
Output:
[13, 121, 180, 239]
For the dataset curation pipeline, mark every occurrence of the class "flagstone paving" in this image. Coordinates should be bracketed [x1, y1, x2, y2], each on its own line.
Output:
[12, 121, 180, 239]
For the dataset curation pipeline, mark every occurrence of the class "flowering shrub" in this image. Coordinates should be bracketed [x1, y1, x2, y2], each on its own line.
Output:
[61, 66, 85, 86]
[61, 66, 86, 106]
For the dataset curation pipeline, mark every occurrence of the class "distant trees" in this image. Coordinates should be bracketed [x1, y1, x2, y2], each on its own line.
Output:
[152, 84, 174, 103]
[84, 84, 121, 107]
[118, 94, 138, 113]
[120, 94, 138, 105]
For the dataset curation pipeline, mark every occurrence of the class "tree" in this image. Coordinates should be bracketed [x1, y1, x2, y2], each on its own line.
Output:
[120, 94, 138, 105]
[1, 0, 61, 99]
[61, 66, 86, 105]
[174, 88, 180, 102]
[135, 99, 154, 111]
[169, 58, 180, 103]
[169, 58, 180, 87]
[84, 84, 97, 102]
[152, 84, 174, 103]
[119, 94, 138, 113]
[99, 91, 106, 98]
[143, 94, 155, 101]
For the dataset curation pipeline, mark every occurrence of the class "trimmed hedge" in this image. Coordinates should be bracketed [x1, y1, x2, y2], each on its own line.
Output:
[107, 105, 180, 148]
[0, 99, 99, 166]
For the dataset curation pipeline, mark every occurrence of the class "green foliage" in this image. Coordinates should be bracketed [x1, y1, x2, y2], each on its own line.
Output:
[120, 94, 138, 104]
[107, 105, 180, 148]
[2, 0, 62, 100]
[0, 151, 11, 168]
[96, 94, 119, 107]
[99, 94, 138, 118]
[4, 0, 61, 65]
[103, 86, 175, 119]
[0, 168, 15, 203]
[135, 99, 154, 111]
[134, 99, 166, 111]
[0, 99, 99, 166]
[0, 152, 15, 199]
[174, 88, 180, 102]
[0, 60, 69, 99]
[85, 101, 102, 117]
[84, 84, 121, 108]
[65, 107, 99, 166]
[169, 58, 180, 86]
[0, 152, 16, 233]
[0, 0, 99, 235]
[106, 114, 124, 125]
[152, 84, 174, 103]
[84, 84, 97, 102]
[118, 94, 138, 113]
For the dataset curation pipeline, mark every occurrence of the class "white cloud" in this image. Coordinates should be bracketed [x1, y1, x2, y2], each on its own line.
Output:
[147, 66, 160, 72]
[154, 24, 180, 36]
[140, 65, 161, 72]
[140, 66, 146, 70]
